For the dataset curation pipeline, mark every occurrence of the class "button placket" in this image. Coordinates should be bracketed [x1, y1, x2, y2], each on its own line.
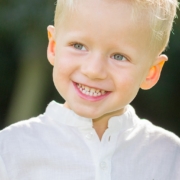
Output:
[79, 127, 118, 180]
[100, 161, 107, 170]
[97, 130, 118, 180]
[85, 131, 94, 140]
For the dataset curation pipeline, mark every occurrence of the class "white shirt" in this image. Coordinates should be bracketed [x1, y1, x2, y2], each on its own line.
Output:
[0, 101, 180, 180]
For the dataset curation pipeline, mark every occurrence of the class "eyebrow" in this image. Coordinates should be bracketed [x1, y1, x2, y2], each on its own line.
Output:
[63, 31, 93, 42]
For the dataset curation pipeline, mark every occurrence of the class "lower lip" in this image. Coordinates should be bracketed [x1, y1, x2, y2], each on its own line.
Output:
[73, 82, 111, 102]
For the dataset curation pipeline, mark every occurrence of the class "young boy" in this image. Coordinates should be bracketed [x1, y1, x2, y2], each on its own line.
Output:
[0, 0, 180, 179]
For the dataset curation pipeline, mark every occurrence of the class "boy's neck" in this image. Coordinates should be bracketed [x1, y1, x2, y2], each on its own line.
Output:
[64, 102, 127, 140]
[93, 107, 127, 140]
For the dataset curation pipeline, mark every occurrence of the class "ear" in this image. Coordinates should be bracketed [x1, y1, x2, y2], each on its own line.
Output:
[47, 25, 56, 66]
[140, 54, 168, 90]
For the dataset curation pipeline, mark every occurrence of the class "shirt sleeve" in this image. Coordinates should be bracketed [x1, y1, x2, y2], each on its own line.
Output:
[0, 156, 9, 180]
[170, 144, 180, 180]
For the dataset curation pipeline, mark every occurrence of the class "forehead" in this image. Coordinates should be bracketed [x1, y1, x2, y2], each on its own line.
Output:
[56, 0, 154, 59]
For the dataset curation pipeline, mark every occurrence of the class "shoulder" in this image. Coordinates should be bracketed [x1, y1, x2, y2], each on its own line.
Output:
[0, 101, 70, 155]
[126, 106, 180, 147]
[0, 116, 44, 146]
[0, 101, 74, 153]
[0, 113, 61, 166]
[137, 118, 180, 145]
[0, 116, 45, 178]
[0, 101, 59, 141]
[135, 119, 180, 177]
[132, 117, 180, 162]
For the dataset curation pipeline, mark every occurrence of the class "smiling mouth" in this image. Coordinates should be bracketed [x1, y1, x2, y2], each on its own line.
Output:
[76, 83, 107, 97]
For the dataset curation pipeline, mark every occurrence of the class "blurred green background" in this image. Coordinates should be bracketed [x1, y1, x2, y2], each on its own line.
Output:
[0, 0, 180, 136]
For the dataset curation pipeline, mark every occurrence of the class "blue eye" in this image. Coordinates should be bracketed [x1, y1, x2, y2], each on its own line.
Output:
[113, 54, 126, 61]
[73, 43, 86, 51]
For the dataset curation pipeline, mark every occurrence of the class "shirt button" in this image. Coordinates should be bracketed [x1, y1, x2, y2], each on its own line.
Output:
[100, 161, 107, 170]
[85, 132, 93, 140]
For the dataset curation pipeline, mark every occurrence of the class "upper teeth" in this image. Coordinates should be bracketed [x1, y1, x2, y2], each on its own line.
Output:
[77, 83, 106, 96]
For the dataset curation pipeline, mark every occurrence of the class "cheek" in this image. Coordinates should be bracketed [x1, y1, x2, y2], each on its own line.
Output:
[114, 69, 142, 97]
[52, 60, 69, 89]
[122, 78, 140, 97]
[115, 69, 140, 86]
[52, 53, 80, 92]
[52, 60, 71, 99]
[53, 54, 76, 77]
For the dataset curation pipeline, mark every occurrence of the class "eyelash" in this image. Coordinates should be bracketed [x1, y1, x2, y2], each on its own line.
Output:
[70, 42, 86, 51]
[69, 42, 128, 61]
[111, 53, 127, 61]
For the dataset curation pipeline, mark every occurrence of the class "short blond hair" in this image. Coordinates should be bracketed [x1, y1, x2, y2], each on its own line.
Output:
[54, 0, 179, 54]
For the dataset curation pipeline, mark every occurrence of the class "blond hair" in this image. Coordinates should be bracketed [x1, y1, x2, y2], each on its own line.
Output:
[54, 0, 179, 54]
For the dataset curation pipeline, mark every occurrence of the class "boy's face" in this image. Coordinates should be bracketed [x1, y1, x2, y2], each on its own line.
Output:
[47, 0, 166, 120]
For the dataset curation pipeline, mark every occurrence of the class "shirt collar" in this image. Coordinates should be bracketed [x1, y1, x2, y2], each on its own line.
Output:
[44, 101, 137, 131]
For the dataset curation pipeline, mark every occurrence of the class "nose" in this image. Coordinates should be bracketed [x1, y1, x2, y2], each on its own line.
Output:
[80, 54, 107, 80]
